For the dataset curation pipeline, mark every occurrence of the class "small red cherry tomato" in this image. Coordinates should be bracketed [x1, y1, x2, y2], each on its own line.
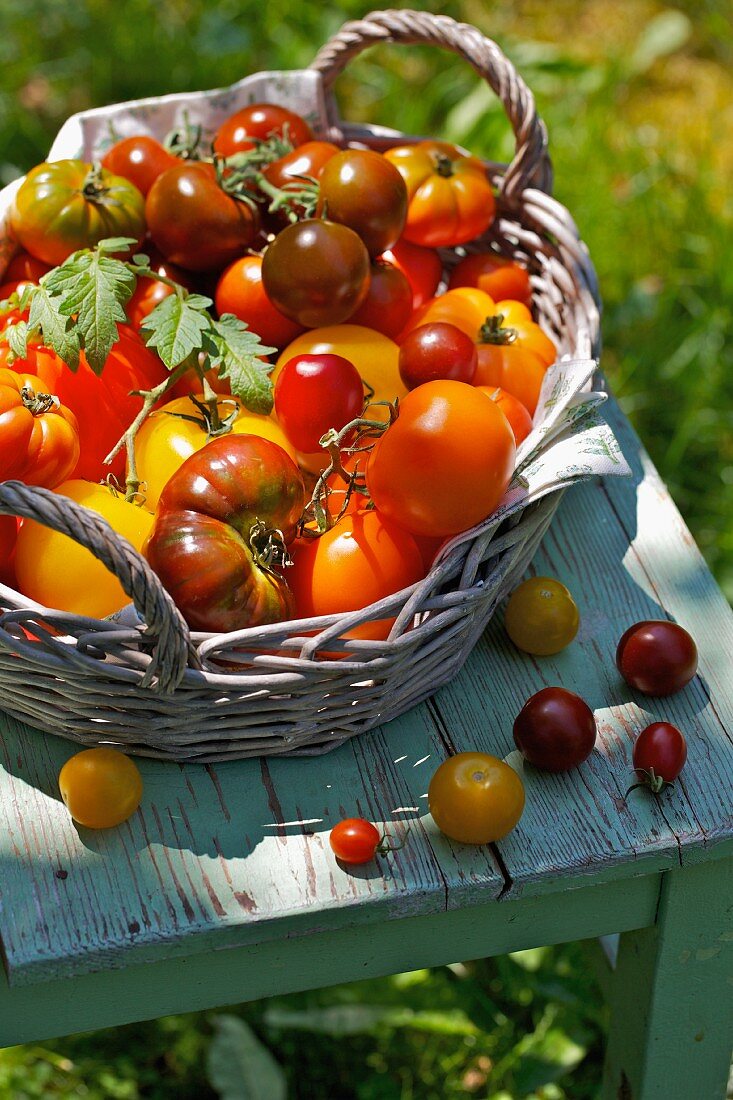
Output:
[616, 620, 698, 696]
[513, 687, 596, 772]
[631, 722, 687, 794]
[274, 353, 364, 454]
[101, 135, 179, 196]
[329, 818, 381, 864]
[398, 322, 478, 389]
[350, 260, 413, 340]
[214, 103, 312, 156]
[381, 239, 443, 309]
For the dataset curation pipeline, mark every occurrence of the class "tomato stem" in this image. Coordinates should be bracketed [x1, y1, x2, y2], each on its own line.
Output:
[478, 313, 518, 346]
[624, 767, 671, 799]
[20, 384, 59, 416]
[376, 825, 410, 855]
[434, 153, 455, 179]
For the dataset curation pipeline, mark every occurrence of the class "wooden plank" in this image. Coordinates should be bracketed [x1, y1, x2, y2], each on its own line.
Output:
[0, 871, 659, 1048]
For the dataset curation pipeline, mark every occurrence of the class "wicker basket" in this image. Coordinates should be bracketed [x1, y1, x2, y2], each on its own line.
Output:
[0, 10, 600, 762]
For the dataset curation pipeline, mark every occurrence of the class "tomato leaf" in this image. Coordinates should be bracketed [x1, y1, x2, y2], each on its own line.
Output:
[27, 285, 81, 371]
[208, 313, 275, 415]
[140, 293, 211, 370]
[43, 250, 135, 375]
[5, 320, 28, 361]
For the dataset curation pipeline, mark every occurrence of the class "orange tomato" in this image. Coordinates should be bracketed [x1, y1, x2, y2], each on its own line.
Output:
[59, 747, 143, 829]
[428, 752, 525, 844]
[448, 252, 532, 306]
[214, 254, 305, 349]
[0, 368, 80, 487]
[477, 386, 533, 445]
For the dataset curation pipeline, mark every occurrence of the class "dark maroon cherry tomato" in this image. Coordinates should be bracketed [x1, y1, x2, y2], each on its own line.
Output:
[616, 620, 698, 696]
[631, 722, 687, 794]
[261, 219, 370, 327]
[329, 818, 381, 864]
[214, 104, 312, 157]
[101, 135, 179, 196]
[350, 260, 413, 340]
[399, 322, 478, 390]
[513, 686, 597, 772]
[317, 150, 408, 257]
[274, 353, 364, 454]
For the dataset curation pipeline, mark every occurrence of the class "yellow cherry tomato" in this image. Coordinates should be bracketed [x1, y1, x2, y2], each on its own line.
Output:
[135, 394, 298, 509]
[275, 324, 407, 423]
[15, 480, 154, 618]
[504, 575, 579, 656]
[428, 752, 525, 844]
[58, 747, 143, 828]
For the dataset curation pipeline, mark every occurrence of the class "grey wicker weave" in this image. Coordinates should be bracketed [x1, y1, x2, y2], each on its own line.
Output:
[0, 10, 600, 761]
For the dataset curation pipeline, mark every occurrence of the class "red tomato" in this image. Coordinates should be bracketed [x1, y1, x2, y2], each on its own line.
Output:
[477, 386, 533, 445]
[126, 248, 194, 328]
[329, 818, 381, 864]
[349, 261, 413, 340]
[366, 380, 516, 538]
[317, 150, 408, 257]
[513, 687, 597, 772]
[449, 253, 532, 306]
[4, 252, 51, 284]
[616, 620, 698, 696]
[214, 104, 312, 156]
[214, 254, 304, 348]
[398, 323, 477, 389]
[101, 135, 179, 196]
[274, 353, 364, 454]
[263, 140, 340, 222]
[0, 514, 18, 587]
[0, 368, 80, 487]
[381, 239, 443, 309]
[631, 722, 688, 793]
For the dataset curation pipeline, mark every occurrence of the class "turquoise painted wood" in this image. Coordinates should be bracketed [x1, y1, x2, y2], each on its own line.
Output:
[0, 395, 731, 1090]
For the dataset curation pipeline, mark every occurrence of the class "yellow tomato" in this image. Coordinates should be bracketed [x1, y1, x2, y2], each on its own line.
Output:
[15, 480, 154, 618]
[504, 575, 579, 656]
[275, 324, 407, 422]
[135, 394, 298, 509]
[59, 747, 143, 828]
[428, 752, 525, 844]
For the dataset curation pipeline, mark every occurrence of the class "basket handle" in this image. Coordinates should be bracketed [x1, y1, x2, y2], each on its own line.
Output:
[309, 8, 553, 202]
[0, 480, 192, 692]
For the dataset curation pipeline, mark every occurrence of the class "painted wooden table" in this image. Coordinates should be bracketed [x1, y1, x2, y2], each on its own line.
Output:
[1, 399, 731, 1099]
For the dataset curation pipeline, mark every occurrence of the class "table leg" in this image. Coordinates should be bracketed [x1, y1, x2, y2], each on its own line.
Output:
[602, 858, 733, 1099]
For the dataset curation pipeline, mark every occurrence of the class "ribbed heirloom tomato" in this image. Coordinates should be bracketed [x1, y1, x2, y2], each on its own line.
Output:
[0, 368, 80, 488]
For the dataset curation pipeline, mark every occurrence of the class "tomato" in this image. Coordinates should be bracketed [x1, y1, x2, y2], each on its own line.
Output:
[448, 252, 532, 306]
[126, 248, 194, 328]
[428, 752, 524, 844]
[214, 103, 312, 157]
[329, 818, 381, 864]
[383, 142, 495, 248]
[135, 394, 297, 510]
[616, 620, 698, 696]
[262, 219, 370, 328]
[0, 514, 18, 587]
[274, 354, 363, 455]
[4, 251, 51, 284]
[0, 324, 169, 481]
[15, 480, 154, 618]
[275, 325, 407, 423]
[0, 368, 80, 488]
[503, 576, 579, 655]
[58, 747, 143, 829]
[380, 239, 442, 309]
[214, 254, 304, 348]
[145, 435, 304, 632]
[398, 323, 477, 389]
[401, 286, 496, 342]
[101, 135, 179, 196]
[10, 160, 145, 267]
[263, 140, 340, 221]
[146, 162, 260, 272]
[287, 509, 424, 641]
[631, 722, 687, 793]
[316, 150, 408, 257]
[477, 386, 533, 445]
[367, 380, 516, 538]
[349, 260, 413, 340]
[513, 687, 596, 772]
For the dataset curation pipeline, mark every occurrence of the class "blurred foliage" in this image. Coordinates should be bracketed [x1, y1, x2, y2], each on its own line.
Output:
[0, 1, 730, 1095]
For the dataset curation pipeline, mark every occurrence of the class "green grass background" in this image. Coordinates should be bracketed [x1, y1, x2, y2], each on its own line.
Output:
[0, 0, 730, 1096]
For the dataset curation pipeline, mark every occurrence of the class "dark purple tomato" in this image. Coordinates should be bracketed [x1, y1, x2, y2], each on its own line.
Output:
[616, 620, 697, 696]
[399, 322, 478, 390]
[513, 686, 597, 772]
[317, 150, 408, 257]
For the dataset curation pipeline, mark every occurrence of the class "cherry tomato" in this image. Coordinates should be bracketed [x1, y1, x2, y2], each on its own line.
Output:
[10, 159, 145, 267]
[101, 135, 179, 196]
[263, 140, 340, 221]
[477, 386, 533, 445]
[274, 353, 364, 454]
[383, 141, 495, 248]
[262, 219, 370, 328]
[317, 150, 408, 257]
[329, 818, 381, 864]
[631, 722, 688, 793]
[15, 480, 154, 618]
[448, 252, 532, 306]
[398, 322, 477, 389]
[380, 239, 443, 309]
[616, 620, 698, 696]
[0, 368, 80, 488]
[0, 514, 18, 588]
[349, 260, 413, 340]
[367, 380, 516, 538]
[428, 752, 525, 844]
[504, 576, 579, 655]
[146, 162, 259, 272]
[214, 254, 304, 348]
[214, 103, 312, 157]
[59, 747, 143, 829]
[513, 687, 597, 772]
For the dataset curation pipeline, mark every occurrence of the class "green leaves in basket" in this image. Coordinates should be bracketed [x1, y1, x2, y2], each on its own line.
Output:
[140, 292, 213, 370]
[209, 313, 276, 415]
